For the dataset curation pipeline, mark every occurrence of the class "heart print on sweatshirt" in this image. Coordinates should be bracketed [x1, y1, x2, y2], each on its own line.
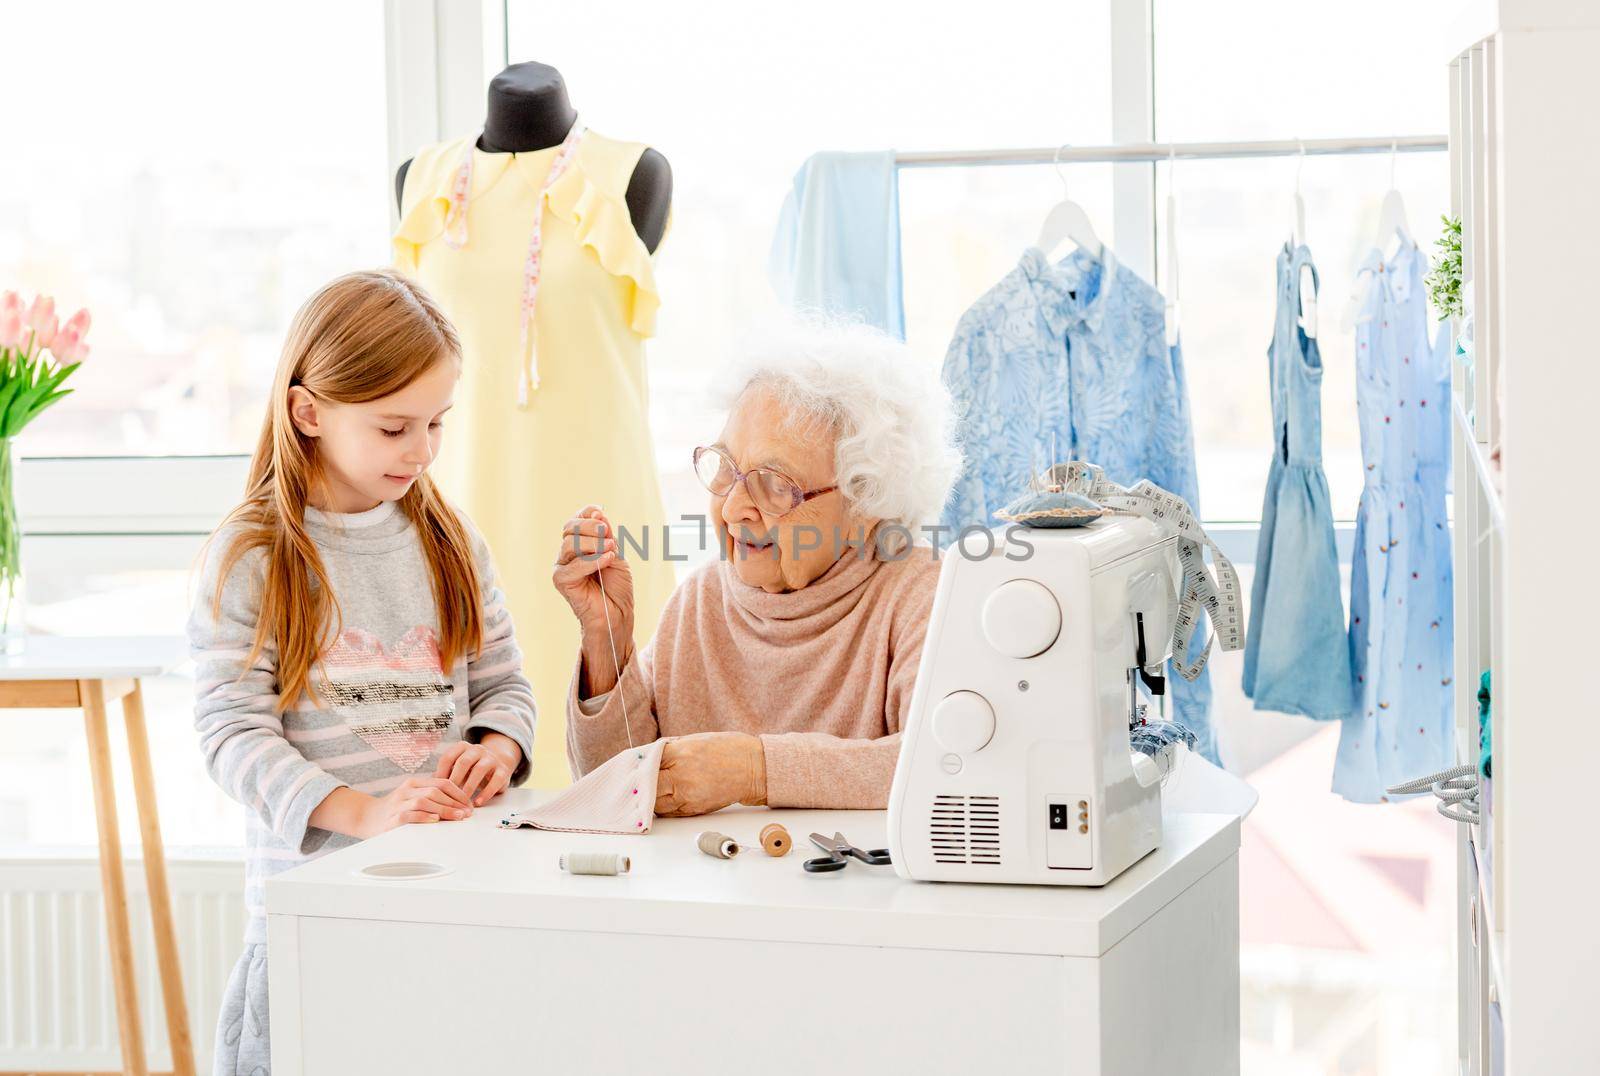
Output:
[321, 625, 456, 771]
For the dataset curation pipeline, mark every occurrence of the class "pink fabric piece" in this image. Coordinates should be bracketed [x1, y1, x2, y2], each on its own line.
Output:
[499, 739, 665, 835]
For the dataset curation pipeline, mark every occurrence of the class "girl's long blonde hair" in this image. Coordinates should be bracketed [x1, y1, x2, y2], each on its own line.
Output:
[208, 269, 483, 712]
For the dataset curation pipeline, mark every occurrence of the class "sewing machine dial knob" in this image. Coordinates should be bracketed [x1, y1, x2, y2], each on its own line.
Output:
[932, 690, 996, 755]
[981, 579, 1062, 658]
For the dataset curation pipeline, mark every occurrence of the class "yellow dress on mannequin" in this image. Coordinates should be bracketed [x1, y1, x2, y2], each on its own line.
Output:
[394, 129, 674, 787]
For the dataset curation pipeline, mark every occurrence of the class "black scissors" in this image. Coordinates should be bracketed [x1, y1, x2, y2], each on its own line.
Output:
[803, 832, 893, 873]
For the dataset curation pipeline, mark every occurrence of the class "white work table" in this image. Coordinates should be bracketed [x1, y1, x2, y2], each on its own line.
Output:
[268, 789, 1240, 1075]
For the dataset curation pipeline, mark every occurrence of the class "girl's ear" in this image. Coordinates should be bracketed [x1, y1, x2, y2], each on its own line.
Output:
[287, 385, 322, 439]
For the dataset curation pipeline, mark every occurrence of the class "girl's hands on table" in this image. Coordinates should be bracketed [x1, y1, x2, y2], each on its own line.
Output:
[436, 732, 522, 807]
[355, 776, 473, 837]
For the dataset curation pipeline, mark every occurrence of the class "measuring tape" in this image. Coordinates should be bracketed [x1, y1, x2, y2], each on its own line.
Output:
[1048, 462, 1243, 681]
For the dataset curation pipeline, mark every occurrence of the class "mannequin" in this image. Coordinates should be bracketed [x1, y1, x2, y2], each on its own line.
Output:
[395, 61, 671, 253]
[390, 60, 678, 790]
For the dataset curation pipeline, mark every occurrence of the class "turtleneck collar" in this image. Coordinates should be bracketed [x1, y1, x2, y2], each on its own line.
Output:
[718, 543, 888, 635]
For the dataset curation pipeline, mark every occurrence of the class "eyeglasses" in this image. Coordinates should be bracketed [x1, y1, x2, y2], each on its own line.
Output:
[692, 445, 837, 517]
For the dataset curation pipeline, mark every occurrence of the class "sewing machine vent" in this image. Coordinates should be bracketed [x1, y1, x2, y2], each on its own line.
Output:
[930, 794, 1002, 865]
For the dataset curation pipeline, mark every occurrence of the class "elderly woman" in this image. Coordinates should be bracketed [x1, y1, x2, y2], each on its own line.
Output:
[551, 317, 960, 816]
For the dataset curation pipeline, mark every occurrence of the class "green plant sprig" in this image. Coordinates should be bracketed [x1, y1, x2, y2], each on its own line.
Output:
[1426, 214, 1463, 321]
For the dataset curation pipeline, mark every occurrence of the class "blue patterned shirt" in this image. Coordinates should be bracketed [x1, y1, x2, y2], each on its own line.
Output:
[941, 246, 1214, 758]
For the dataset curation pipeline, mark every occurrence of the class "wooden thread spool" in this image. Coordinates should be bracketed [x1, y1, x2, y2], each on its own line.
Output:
[560, 852, 630, 876]
[760, 823, 792, 857]
[696, 831, 741, 859]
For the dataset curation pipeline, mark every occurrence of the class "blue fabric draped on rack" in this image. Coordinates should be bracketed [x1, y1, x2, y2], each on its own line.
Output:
[768, 150, 905, 338]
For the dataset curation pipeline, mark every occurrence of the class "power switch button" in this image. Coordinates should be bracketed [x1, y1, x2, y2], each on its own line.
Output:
[1046, 793, 1092, 869]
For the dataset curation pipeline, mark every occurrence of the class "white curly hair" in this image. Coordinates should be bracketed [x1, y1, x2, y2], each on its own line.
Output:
[714, 312, 962, 547]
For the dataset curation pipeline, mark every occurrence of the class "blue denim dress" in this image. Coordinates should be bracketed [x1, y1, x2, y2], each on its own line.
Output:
[1334, 241, 1454, 801]
[1242, 244, 1353, 720]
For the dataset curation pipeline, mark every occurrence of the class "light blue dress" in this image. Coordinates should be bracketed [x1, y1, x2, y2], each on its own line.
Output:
[941, 246, 1215, 760]
[1334, 240, 1454, 802]
[1242, 244, 1353, 720]
[768, 151, 905, 338]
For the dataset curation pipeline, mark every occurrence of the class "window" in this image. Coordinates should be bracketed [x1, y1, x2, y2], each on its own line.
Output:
[0, 1, 390, 853]
[1, 0, 391, 457]
[506, 0, 1114, 522]
[1153, 0, 1447, 143]
[1153, 3, 1456, 1070]
[3, 6, 1460, 1070]
[1157, 152, 1451, 520]
[1153, 0, 1452, 520]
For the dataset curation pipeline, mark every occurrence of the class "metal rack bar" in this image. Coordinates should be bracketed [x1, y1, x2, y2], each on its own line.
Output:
[895, 134, 1447, 168]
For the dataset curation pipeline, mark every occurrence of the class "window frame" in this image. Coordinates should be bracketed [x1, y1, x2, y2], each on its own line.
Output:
[42, 0, 1374, 580]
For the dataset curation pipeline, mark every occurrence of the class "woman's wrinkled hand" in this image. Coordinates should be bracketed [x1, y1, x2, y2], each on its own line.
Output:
[655, 732, 767, 817]
[552, 504, 636, 695]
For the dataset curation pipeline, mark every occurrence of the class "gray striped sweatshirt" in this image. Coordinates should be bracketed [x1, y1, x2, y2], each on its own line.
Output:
[187, 499, 537, 943]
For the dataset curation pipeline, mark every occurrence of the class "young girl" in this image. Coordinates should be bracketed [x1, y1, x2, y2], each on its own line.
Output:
[188, 270, 537, 1074]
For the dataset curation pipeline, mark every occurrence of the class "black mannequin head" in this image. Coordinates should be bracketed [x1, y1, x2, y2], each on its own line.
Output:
[395, 59, 671, 254]
[479, 61, 580, 153]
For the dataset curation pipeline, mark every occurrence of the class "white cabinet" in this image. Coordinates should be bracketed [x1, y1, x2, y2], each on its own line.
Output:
[265, 794, 1241, 1075]
[1448, 5, 1600, 1072]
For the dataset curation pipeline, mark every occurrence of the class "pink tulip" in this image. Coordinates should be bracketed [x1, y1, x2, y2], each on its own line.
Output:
[32, 313, 57, 350]
[52, 309, 90, 363]
[25, 295, 54, 333]
[59, 308, 90, 340]
[0, 292, 23, 351]
[50, 323, 89, 364]
[50, 325, 80, 362]
[50, 308, 91, 363]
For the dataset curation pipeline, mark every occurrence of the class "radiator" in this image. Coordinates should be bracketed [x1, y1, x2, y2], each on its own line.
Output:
[0, 854, 245, 1073]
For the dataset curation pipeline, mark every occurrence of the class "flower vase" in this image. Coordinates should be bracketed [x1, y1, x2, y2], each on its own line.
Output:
[0, 439, 25, 654]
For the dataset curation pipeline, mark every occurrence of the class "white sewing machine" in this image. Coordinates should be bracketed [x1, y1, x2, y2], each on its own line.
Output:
[888, 515, 1185, 886]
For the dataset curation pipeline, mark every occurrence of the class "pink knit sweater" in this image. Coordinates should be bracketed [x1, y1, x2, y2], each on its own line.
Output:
[567, 544, 942, 809]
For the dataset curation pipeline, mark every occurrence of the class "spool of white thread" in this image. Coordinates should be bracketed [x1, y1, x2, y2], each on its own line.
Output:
[696, 831, 741, 859]
[559, 851, 631, 876]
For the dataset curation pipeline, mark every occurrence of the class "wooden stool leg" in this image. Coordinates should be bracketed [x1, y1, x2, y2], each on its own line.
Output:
[82, 678, 149, 1076]
[123, 679, 195, 1076]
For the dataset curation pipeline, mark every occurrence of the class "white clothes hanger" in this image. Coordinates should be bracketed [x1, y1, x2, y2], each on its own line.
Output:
[1292, 138, 1308, 249]
[1290, 139, 1317, 338]
[1374, 140, 1413, 256]
[1165, 146, 1181, 347]
[1343, 142, 1414, 332]
[1036, 144, 1104, 261]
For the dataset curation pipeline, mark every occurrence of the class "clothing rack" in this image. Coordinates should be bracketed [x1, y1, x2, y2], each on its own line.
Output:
[895, 134, 1447, 168]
